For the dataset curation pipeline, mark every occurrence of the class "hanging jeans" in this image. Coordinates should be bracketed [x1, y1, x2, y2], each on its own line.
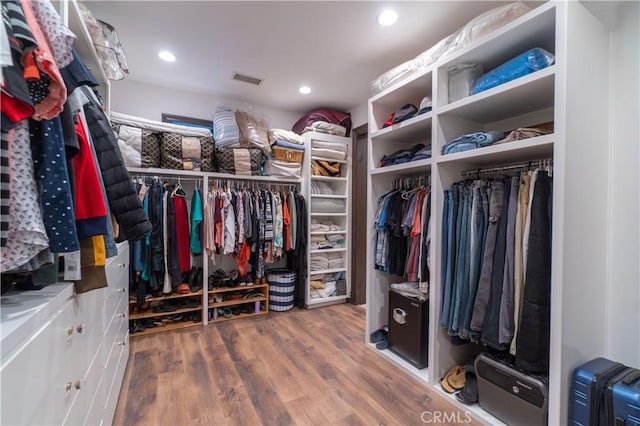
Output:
[460, 181, 488, 339]
[441, 189, 457, 327]
[516, 171, 552, 373]
[481, 177, 511, 350]
[470, 179, 504, 332]
[499, 176, 520, 345]
[450, 184, 472, 335]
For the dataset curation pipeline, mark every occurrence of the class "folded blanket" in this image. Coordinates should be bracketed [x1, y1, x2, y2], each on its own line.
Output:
[303, 121, 347, 137]
[268, 128, 303, 145]
[272, 139, 305, 151]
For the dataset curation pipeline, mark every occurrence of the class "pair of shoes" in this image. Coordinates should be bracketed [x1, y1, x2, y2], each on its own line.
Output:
[217, 307, 232, 318]
[186, 266, 203, 292]
[455, 359, 479, 405]
[209, 269, 231, 289]
[441, 365, 466, 393]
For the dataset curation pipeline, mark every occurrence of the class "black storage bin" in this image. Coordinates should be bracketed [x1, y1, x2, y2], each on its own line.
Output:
[387, 289, 429, 369]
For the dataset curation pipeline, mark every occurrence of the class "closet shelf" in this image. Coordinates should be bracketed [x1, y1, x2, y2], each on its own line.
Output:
[308, 294, 349, 305]
[128, 290, 203, 304]
[370, 113, 433, 143]
[310, 212, 347, 217]
[130, 320, 201, 337]
[310, 194, 347, 199]
[209, 296, 267, 309]
[310, 230, 345, 236]
[309, 267, 347, 275]
[369, 68, 433, 105]
[436, 66, 555, 123]
[310, 156, 348, 164]
[435, 134, 555, 167]
[370, 159, 432, 176]
[129, 306, 201, 320]
[209, 310, 268, 323]
[127, 166, 301, 183]
[310, 248, 346, 254]
[433, 384, 505, 425]
[365, 342, 429, 383]
[208, 283, 267, 294]
[310, 176, 347, 182]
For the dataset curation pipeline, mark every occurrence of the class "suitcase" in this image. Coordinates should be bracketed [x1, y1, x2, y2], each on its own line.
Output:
[569, 357, 627, 425]
[475, 353, 549, 426]
[605, 368, 640, 426]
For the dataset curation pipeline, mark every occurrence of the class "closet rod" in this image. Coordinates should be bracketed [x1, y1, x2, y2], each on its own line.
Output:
[131, 175, 203, 183]
[460, 158, 553, 178]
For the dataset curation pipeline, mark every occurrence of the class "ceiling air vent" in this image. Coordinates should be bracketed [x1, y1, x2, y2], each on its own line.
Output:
[232, 72, 262, 86]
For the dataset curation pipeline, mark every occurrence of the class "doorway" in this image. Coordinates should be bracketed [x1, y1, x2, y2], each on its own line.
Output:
[350, 123, 368, 305]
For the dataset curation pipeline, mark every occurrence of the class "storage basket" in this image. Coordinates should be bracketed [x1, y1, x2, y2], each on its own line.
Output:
[272, 146, 304, 163]
[266, 269, 296, 312]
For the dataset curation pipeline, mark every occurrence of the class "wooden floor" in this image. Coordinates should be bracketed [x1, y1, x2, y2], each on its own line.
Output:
[114, 303, 479, 426]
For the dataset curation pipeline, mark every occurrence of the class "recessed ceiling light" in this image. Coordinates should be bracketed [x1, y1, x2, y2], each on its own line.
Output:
[377, 9, 398, 26]
[299, 86, 311, 95]
[158, 51, 176, 62]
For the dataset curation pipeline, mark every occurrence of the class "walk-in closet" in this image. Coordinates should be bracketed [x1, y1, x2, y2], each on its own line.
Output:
[1, 1, 638, 425]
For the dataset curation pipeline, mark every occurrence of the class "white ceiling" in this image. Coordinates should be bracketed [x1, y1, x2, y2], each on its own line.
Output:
[86, 1, 508, 114]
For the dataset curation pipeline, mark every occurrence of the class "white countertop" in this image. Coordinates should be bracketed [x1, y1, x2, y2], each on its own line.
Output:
[0, 282, 75, 362]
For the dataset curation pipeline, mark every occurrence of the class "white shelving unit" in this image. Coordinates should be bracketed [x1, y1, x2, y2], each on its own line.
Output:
[302, 132, 352, 308]
[365, 2, 639, 425]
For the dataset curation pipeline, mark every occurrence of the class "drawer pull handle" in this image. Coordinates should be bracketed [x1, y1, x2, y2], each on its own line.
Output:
[66, 326, 74, 337]
[117, 287, 126, 293]
[65, 382, 72, 392]
[117, 313, 126, 318]
[117, 341, 126, 347]
[76, 323, 85, 334]
[74, 380, 81, 390]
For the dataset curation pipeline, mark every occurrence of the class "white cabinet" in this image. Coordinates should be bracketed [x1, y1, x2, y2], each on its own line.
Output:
[303, 132, 352, 308]
[365, 2, 639, 424]
[0, 242, 130, 426]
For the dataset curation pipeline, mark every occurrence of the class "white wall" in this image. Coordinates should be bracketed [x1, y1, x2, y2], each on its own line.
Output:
[349, 101, 368, 130]
[606, 1, 640, 368]
[109, 79, 302, 129]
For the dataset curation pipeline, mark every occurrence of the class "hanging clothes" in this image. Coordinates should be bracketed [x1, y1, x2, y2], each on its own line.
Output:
[190, 188, 203, 255]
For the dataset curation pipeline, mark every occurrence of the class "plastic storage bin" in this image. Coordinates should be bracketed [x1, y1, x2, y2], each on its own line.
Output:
[448, 63, 484, 102]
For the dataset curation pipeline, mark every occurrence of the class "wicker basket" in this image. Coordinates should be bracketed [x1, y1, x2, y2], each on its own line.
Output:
[266, 269, 296, 312]
[272, 146, 304, 163]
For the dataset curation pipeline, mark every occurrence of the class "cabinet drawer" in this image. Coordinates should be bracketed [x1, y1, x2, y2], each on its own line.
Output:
[105, 246, 129, 326]
[62, 343, 104, 426]
[83, 373, 104, 426]
[104, 333, 129, 425]
[104, 295, 127, 367]
[70, 288, 106, 377]
[1, 300, 76, 425]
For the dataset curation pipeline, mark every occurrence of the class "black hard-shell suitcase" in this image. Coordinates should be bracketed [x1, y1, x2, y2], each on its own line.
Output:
[569, 357, 627, 425]
[605, 368, 640, 426]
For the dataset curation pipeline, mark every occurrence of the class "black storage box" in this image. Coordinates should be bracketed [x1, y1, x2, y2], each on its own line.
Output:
[387, 289, 429, 369]
[475, 353, 549, 426]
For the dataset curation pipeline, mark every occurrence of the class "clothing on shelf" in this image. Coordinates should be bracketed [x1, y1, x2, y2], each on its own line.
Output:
[309, 271, 346, 299]
[440, 164, 553, 374]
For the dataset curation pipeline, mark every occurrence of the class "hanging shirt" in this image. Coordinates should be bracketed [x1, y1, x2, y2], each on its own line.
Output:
[0, 124, 51, 272]
[190, 188, 203, 254]
[29, 117, 79, 253]
[173, 193, 191, 273]
[222, 189, 236, 255]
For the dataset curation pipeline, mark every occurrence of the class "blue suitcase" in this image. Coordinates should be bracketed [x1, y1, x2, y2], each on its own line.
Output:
[605, 368, 640, 426]
[570, 357, 627, 425]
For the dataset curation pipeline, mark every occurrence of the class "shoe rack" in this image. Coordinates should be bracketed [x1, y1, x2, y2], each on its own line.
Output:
[129, 290, 204, 337]
[207, 281, 269, 323]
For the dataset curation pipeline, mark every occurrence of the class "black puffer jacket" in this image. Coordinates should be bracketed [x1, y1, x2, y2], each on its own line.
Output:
[82, 93, 152, 241]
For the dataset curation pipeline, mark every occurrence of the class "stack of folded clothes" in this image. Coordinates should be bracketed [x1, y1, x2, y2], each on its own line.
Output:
[379, 143, 432, 167]
[390, 281, 428, 301]
[310, 272, 346, 299]
[310, 253, 344, 272]
[265, 128, 305, 178]
[310, 219, 343, 232]
[441, 131, 504, 155]
[310, 234, 345, 250]
[493, 125, 552, 144]
[310, 180, 339, 195]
